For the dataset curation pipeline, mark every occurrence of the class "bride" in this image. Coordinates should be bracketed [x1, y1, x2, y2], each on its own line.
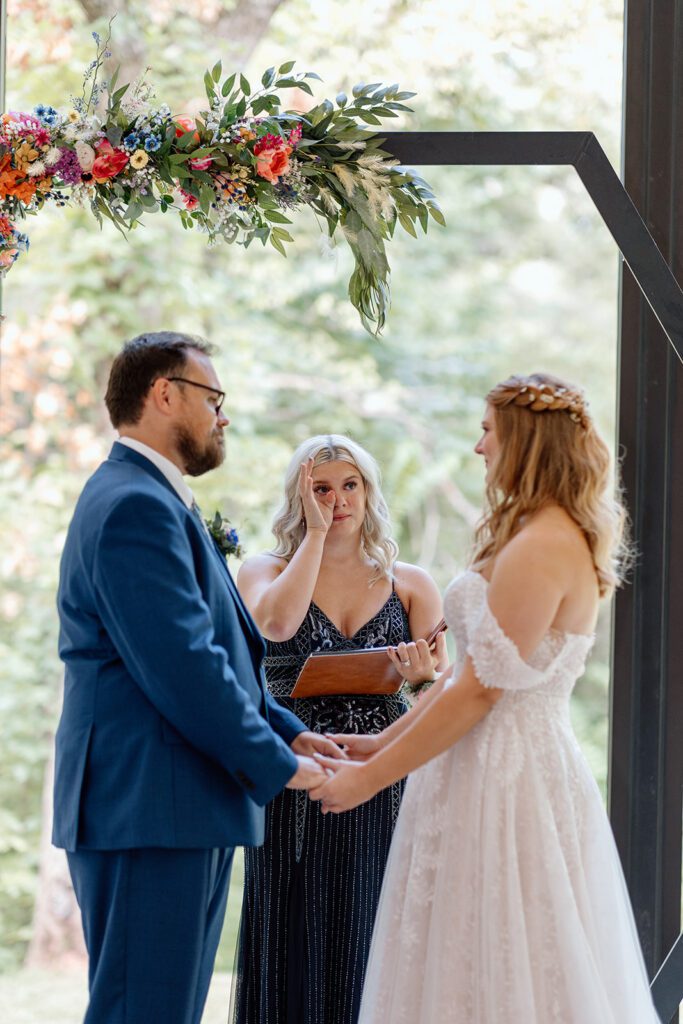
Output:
[312, 373, 661, 1023]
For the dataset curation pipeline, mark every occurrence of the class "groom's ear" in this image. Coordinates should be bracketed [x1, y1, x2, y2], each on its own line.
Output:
[148, 376, 175, 417]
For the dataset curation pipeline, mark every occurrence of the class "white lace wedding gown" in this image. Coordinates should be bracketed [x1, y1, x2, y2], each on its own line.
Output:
[358, 571, 661, 1023]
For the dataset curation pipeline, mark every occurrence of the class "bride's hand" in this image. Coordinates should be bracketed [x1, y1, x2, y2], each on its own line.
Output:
[323, 733, 382, 762]
[388, 631, 447, 684]
[299, 458, 335, 535]
[309, 756, 377, 813]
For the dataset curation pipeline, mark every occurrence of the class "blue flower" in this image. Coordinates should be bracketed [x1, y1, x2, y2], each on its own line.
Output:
[34, 104, 60, 126]
[123, 132, 141, 151]
[144, 135, 161, 152]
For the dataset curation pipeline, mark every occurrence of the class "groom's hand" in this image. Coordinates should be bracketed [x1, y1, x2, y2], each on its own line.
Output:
[291, 730, 349, 760]
[285, 754, 327, 790]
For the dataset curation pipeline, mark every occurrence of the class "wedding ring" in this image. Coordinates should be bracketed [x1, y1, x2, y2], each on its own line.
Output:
[401, 659, 410, 666]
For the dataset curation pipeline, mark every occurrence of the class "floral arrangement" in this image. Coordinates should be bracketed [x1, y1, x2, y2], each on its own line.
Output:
[0, 31, 443, 333]
[206, 511, 244, 559]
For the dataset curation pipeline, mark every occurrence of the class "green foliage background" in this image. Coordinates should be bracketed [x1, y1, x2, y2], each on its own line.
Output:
[1, 0, 622, 974]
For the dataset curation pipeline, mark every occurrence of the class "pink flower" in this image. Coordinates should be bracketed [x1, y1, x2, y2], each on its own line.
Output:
[91, 139, 128, 182]
[189, 156, 213, 171]
[174, 116, 201, 144]
[178, 188, 199, 211]
[255, 145, 292, 183]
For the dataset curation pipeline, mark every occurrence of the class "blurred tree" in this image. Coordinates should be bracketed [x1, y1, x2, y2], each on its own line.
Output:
[1, 0, 622, 971]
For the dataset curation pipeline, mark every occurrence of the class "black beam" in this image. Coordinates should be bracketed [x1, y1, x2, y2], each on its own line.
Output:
[652, 932, 683, 1024]
[610, 0, 683, 1001]
[381, 132, 683, 363]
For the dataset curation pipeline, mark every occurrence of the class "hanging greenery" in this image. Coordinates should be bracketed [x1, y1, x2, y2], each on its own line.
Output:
[0, 32, 443, 334]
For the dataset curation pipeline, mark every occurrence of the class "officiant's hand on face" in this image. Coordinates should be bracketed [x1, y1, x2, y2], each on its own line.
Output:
[299, 457, 336, 534]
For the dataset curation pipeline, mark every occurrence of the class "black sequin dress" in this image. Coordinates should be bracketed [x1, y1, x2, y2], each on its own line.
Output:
[230, 591, 411, 1024]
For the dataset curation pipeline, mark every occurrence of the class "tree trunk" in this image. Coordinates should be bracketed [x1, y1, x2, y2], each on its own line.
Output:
[24, 742, 86, 969]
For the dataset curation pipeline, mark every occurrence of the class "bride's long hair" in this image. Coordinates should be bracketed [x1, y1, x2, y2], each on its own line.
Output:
[271, 434, 398, 584]
[471, 372, 631, 597]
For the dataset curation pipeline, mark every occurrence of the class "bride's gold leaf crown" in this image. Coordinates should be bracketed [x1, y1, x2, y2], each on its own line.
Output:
[488, 377, 589, 429]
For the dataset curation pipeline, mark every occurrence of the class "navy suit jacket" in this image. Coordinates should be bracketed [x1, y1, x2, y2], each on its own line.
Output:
[53, 442, 305, 852]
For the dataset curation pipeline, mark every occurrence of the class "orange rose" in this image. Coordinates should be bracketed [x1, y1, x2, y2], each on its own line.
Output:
[175, 116, 201, 144]
[91, 139, 129, 182]
[0, 155, 38, 203]
[255, 145, 292, 183]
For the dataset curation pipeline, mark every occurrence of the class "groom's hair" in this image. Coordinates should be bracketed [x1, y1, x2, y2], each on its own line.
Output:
[105, 331, 215, 428]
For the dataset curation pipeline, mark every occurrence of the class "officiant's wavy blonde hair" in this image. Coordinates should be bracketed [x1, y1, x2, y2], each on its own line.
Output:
[472, 372, 631, 597]
[272, 435, 398, 584]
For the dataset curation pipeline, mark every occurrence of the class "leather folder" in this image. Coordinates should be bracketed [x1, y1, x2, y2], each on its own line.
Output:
[289, 617, 447, 698]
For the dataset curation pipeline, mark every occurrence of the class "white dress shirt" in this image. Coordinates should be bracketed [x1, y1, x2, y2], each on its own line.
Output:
[117, 436, 194, 509]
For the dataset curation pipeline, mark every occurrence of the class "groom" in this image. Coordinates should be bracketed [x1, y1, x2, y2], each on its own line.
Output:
[53, 331, 336, 1024]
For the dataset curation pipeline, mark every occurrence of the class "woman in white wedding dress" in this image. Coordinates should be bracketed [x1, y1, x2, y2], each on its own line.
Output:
[312, 372, 661, 1024]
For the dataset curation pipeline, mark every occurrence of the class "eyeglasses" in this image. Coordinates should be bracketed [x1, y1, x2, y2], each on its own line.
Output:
[162, 376, 226, 413]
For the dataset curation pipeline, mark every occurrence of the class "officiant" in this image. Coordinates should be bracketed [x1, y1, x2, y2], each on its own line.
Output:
[229, 434, 447, 1024]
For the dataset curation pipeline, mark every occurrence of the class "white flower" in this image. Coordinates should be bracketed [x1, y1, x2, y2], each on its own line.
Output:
[44, 147, 62, 167]
[75, 141, 96, 171]
[27, 160, 46, 177]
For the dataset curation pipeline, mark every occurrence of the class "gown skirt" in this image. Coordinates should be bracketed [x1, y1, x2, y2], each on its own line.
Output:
[357, 571, 662, 1024]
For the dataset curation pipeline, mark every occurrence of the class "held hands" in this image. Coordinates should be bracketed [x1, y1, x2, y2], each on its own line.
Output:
[286, 732, 350, 791]
[309, 756, 378, 814]
[322, 732, 382, 762]
[291, 730, 349, 760]
[286, 755, 328, 791]
[387, 630, 448, 685]
[299, 457, 335, 535]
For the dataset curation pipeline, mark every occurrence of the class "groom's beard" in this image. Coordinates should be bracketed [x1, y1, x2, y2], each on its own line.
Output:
[174, 424, 225, 476]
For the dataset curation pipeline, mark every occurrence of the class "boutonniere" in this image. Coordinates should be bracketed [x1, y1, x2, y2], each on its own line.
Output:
[205, 511, 245, 559]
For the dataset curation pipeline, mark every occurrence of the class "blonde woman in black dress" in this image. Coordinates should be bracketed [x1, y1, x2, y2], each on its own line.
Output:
[230, 434, 447, 1024]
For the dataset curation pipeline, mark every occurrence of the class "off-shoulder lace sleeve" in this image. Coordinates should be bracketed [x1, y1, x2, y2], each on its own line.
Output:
[467, 598, 545, 691]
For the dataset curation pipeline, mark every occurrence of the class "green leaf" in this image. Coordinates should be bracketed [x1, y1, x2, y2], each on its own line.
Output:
[428, 203, 446, 226]
[278, 59, 296, 74]
[263, 209, 292, 224]
[304, 72, 323, 80]
[358, 111, 382, 125]
[211, 60, 222, 82]
[271, 227, 294, 242]
[240, 74, 251, 96]
[124, 200, 143, 220]
[221, 72, 236, 97]
[204, 71, 215, 100]
[398, 211, 417, 237]
[261, 66, 276, 88]
[270, 233, 287, 257]
[199, 184, 215, 214]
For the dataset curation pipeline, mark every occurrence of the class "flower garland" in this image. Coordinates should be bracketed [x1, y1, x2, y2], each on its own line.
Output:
[0, 32, 444, 333]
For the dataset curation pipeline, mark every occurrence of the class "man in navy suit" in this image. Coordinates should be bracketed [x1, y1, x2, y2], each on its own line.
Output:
[53, 331, 340, 1024]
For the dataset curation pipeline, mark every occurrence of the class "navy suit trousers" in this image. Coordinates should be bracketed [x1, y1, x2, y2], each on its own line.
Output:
[67, 847, 234, 1024]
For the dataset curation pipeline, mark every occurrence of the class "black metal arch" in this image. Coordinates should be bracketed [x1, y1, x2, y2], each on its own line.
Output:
[380, 130, 683, 1022]
[381, 131, 683, 362]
